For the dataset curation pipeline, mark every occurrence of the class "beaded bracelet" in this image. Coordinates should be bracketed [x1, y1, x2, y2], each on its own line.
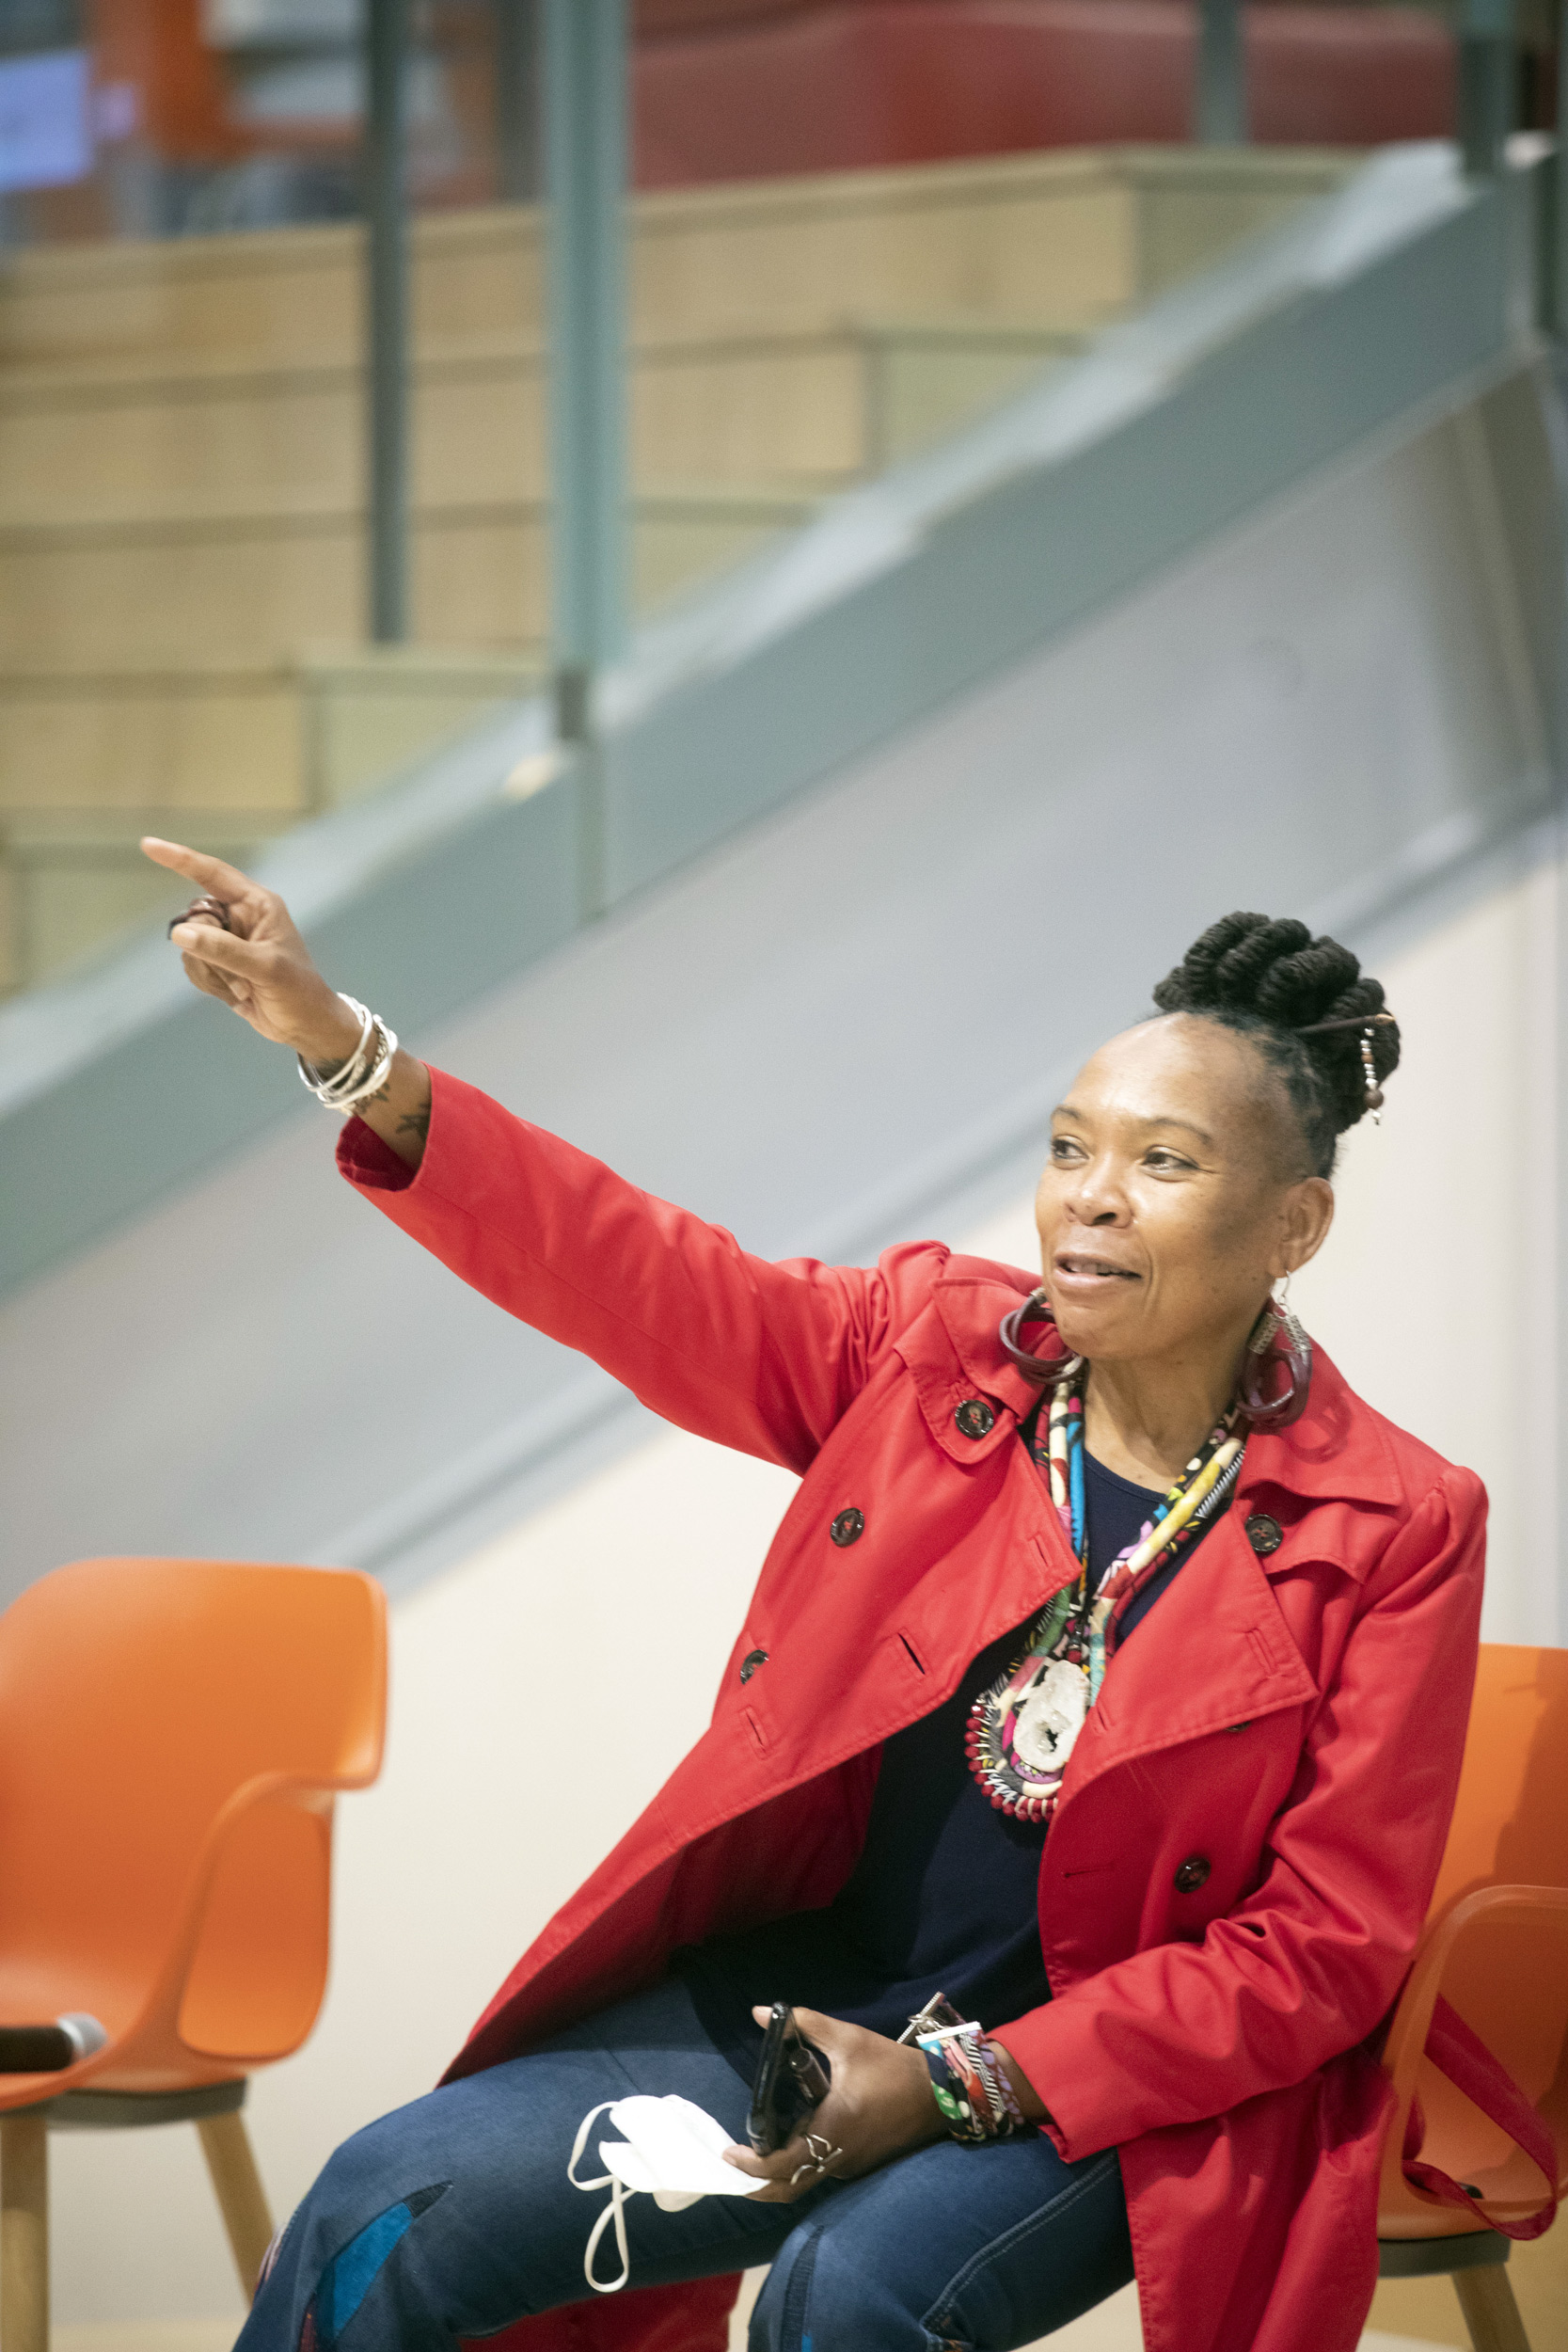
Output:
[917, 2021, 1027, 2145]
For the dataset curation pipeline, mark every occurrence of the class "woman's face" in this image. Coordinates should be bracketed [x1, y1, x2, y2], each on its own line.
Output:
[1034, 1014, 1334, 1369]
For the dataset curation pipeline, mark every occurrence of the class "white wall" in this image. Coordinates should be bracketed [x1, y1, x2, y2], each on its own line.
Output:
[1291, 844, 1561, 1648]
[49, 844, 1561, 2325]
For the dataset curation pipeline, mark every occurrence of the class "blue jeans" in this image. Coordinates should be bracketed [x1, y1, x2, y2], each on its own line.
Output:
[237, 1979, 1132, 2350]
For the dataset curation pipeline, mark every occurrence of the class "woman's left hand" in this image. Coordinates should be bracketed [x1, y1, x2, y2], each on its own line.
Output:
[721, 2006, 947, 2202]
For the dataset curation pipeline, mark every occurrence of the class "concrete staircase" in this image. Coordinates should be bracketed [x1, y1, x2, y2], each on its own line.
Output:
[0, 144, 1349, 994]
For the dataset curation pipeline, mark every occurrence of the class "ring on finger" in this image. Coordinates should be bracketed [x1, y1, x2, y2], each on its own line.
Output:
[788, 2134, 844, 2185]
[168, 893, 230, 941]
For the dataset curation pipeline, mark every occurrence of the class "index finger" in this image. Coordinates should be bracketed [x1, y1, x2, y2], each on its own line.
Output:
[141, 836, 261, 904]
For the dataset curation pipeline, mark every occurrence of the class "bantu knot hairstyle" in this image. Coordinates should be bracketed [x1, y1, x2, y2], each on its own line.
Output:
[1152, 914, 1400, 1178]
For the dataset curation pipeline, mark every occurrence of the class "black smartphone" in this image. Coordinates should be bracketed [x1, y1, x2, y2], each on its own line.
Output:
[747, 2001, 832, 2154]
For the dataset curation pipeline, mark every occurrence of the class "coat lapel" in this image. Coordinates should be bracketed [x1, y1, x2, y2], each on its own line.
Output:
[1066, 1510, 1319, 1801]
[1058, 1359, 1391, 1794]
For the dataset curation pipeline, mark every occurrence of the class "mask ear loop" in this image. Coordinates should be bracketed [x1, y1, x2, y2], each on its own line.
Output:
[567, 2102, 616, 2192]
[567, 2101, 635, 2294]
[583, 2186, 631, 2294]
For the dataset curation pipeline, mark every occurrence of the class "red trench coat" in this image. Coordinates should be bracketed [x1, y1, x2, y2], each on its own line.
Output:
[341, 1072, 1486, 2352]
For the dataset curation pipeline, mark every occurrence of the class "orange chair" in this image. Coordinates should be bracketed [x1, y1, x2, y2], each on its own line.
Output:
[0, 1556, 387, 2352]
[1377, 1643, 1568, 2352]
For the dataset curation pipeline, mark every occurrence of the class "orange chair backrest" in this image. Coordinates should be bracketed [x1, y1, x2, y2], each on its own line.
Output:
[1428, 1645, 1568, 1917]
[0, 1559, 386, 2075]
[1379, 1643, 1568, 2235]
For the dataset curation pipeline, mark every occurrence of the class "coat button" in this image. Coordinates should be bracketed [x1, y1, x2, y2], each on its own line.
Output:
[739, 1649, 768, 1683]
[954, 1398, 996, 1438]
[1174, 1855, 1212, 1893]
[831, 1508, 865, 1548]
[1245, 1513, 1283, 1557]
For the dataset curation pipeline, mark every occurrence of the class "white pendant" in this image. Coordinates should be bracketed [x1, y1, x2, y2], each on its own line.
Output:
[1011, 1658, 1090, 1773]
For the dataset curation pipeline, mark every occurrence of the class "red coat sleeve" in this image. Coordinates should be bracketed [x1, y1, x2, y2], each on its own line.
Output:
[337, 1066, 910, 1473]
[996, 1465, 1486, 2154]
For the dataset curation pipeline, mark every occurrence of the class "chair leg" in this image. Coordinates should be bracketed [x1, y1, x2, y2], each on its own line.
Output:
[0, 2111, 48, 2352]
[1454, 2264, 1532, 2352]
[198, 2109, 276, 2302]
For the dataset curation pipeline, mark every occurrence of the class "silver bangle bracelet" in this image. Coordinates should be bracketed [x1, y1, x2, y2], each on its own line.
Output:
[298, 993, 371, 1103]
[298, 993, 399, 1110]
[331, 1019, 398, 1109]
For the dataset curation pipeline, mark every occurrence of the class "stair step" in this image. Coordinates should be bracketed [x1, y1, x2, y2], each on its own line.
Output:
[0, 148, 1353, 372]
[0, 319, 1084, 522]
[1, 817, 288, 995]
[0, 646, 541, 994]
[0, 487, 818, 667]
[0, 646, 539, 813]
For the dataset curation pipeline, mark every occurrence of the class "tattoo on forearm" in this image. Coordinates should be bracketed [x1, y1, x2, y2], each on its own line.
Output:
[397, 1102, 432, 1142]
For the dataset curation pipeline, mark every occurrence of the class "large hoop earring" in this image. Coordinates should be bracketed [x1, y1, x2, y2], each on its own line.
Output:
[997, 1289, 1082, 1387]
[1239, 1295, 1313, 1430]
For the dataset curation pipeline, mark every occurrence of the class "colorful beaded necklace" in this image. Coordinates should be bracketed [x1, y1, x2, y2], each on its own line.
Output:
[964, 1371, 1245, 1823]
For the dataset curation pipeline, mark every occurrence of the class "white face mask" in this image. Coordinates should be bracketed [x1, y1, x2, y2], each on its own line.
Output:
[567, 2093, 765, 2293]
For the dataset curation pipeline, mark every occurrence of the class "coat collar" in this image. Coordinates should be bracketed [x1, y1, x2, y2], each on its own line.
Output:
[1070, 1508, 1320, 1780]
[910, 1255, 1405, 1526]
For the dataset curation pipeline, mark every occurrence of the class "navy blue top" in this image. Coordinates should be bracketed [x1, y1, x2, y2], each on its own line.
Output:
[679, 1442, 1211, 2069]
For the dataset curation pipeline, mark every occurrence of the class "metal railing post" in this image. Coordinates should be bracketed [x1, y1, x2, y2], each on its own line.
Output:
[1459, 0, 1515, 179]
[1554, 0, 1568, 334]
[365, 0, 411, 644]
[496, 0, 544, 205]
[1195, 0, 1247, 146]
[545, 0, 628, 730]
[545, 0, 628, 914]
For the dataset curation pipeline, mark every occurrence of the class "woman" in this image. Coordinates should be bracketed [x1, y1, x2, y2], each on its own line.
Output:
[146, 835, 1483, 2352]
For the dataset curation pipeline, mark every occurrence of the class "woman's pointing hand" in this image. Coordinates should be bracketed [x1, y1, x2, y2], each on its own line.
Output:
[143, 836, 434, 1169]
[142, 836, 359, 1061]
